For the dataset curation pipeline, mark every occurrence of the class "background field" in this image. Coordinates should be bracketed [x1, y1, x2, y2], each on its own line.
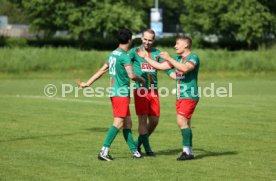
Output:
[0, 48, 276, 180]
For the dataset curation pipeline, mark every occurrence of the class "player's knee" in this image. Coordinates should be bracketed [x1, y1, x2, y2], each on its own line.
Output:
[149, 116, 159, 124]
[113, 118, 124, 129]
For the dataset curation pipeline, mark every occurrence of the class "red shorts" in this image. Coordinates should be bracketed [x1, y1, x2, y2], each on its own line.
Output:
[176, 98, 198, 119]
[110, 97, 130, 117]
[133, 89, 160, 116]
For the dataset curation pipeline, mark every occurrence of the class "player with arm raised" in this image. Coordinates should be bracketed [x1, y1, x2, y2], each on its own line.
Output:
[78, 29, 145, 161]
[129, 29, 167, 156]
[137, 36, 200, 161]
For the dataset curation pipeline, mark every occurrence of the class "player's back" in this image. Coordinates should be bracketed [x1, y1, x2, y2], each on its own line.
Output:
[105, 48, 132, 97]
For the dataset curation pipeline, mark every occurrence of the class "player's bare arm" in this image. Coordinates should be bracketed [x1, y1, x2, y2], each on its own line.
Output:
[160, 52, 195, 73]
[136, 48, 172, 70]
[125, 65, 145, 85]
[77, 63, 109, 88]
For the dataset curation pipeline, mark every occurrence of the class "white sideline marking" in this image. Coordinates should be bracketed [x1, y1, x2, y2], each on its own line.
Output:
[0, 95, 135, 106]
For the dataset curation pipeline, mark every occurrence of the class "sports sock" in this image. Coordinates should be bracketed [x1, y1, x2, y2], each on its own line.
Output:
[189, 147, 193, 154]
[101, 147, 109, 156]
[123, 129, 137, 152]
[181, 128, 193, 154]
[141, 134, 152, 153]
[103, 125, 119, 148]
[183, 146, 191, 155]
[136, 135, 143, 147]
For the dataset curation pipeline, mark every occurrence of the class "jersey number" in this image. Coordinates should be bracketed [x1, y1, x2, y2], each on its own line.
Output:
[109, 57, 116, 75]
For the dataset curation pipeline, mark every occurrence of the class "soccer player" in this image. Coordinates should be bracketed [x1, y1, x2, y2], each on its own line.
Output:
[128, 29, 163, 156]
[78, 29, 145, 161]
[136, 36, 200, 161]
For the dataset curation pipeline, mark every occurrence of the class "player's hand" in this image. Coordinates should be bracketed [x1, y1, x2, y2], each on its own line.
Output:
[77, 79, 89, 88]
[136, 48, 146, 59]
[140, 77, 146, 86]
[160, 52, 171, 61]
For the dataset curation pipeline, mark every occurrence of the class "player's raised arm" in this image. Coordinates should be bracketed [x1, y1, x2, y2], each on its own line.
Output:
[160, 51, 195, 73]
[77, 63, 109, 88]
[125, 65, 145, 85]
[136, 48, 172, 70]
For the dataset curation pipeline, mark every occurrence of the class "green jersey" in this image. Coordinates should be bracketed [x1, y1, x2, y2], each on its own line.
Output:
[167, 53, 200, 100]
[105, 48, 132, 97]
[129, 47, 163, 89]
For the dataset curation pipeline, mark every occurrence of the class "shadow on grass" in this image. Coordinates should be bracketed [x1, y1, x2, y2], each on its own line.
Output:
[155, 148, 238, 159]
[194, 148, 238, 159]
[0, 127, 108, 143]
[155, 148, 182, 155]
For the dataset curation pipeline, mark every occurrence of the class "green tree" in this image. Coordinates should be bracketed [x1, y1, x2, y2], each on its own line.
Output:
[160, 0, 185, 32]
[0, 0, 27, 23]
[180, 0, 276, 47]
[14, 0, 146, 39]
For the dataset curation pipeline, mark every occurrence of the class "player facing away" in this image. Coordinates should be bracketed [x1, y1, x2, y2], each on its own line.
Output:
[128, 29, 162, 156]
[78, 29, 145, 161]
[136, 36, 200, 161]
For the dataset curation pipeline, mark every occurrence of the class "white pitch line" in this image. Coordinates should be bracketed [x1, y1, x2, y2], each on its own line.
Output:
[0, 95, 135, 106]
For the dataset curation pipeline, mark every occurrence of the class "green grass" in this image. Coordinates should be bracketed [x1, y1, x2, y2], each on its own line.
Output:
[0, 72, 275, 181]
[0, 46, 276, 73]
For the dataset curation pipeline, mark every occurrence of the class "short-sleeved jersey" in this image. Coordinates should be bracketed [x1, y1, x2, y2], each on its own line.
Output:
[105, 48, 132, 97]
[166, 53, 200, 100]
[129, 47, 163, 89]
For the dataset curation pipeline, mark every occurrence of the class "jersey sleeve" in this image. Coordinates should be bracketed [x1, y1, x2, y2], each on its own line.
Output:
[105, 56, 110, 65]
[187, 54, 199, 66]
[123, 54, 132, 67]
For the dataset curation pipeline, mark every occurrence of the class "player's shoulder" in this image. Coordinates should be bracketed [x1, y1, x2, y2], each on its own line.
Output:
[187, 53, 200, 65]
[111, 49, 124, 56]
[189, 53, 199, 60]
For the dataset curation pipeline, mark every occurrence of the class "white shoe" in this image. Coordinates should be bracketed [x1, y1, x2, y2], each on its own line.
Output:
[132, 150, 143, 159]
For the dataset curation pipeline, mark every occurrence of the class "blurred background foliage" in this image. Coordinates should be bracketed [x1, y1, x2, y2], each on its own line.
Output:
[0, 0, 275, 49]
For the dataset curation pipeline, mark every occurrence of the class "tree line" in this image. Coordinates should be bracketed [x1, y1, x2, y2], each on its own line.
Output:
[1, 0, 275, 48]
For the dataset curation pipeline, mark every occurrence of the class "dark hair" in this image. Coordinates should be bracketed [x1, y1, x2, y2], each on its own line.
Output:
[176, 36, 192, 49]
[118, 28, 132, 44]
[142, 29, 155, 39]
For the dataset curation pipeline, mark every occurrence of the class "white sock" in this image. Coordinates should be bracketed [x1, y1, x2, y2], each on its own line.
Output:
[183, 146, 191, 155]
[101, 147, 109, 156]
[189, 147, 193, 155]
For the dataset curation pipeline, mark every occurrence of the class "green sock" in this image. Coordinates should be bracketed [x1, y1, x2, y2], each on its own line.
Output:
[181, 128, 192, 147]
[136, 135, 143, 147]
[103, 125, 119, 148]
[123, 129, 137, 152]
[141, 134, 152, 153]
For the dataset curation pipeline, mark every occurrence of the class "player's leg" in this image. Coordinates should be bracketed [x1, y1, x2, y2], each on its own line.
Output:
[137, 114, 153, 154]
[99, 117, 123, 161]
[123, 116, 142, 158]
[141, 90, 160, 155]
[148, 116, 159, 135]
[148, 90, 160, 135]
[98, 97, 129, 161]
[176, 99, 198, 161]
[134, 89, 151, 153]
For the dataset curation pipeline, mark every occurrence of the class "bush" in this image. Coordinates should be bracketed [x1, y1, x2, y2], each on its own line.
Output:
[0, 37, 28, 48]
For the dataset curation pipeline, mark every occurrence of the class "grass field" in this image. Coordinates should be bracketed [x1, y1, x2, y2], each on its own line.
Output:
[1, 46, 276, 73]
[0, 72, 275, 181]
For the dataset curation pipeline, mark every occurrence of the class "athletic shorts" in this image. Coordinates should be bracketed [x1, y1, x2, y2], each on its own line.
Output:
[133, 89, 160, 117]
[176, 98, 198, 119]
[110, 97, 130, 117]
